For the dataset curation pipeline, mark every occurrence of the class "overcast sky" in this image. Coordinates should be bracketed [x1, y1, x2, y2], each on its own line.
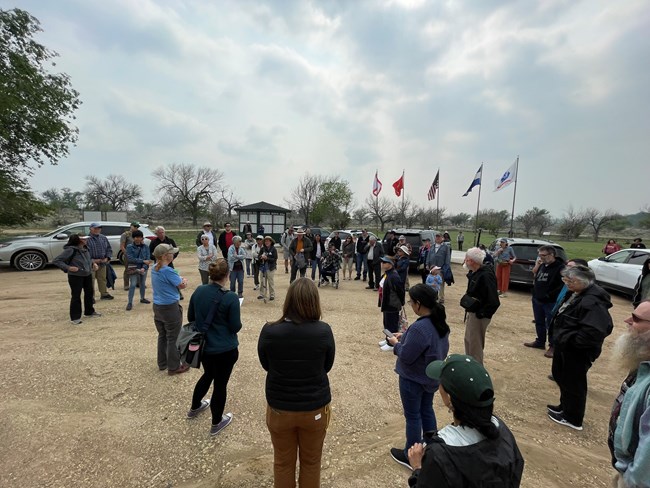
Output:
[17, 0, 650, 219]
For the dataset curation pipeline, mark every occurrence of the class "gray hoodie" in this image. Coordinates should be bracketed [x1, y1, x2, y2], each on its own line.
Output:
[53, 244, 93, 277]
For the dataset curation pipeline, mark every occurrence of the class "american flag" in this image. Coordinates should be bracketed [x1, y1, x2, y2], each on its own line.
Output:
[427, 170, 439, 200]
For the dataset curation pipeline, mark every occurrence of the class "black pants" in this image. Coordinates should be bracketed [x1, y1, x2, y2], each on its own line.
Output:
[383, 311, 400, 334]
[551, 342, 593, 426]
[253, 261, 260, 286]
[368, 261, 381, 288]
[192, 348, 239, 424]
[68, 274, 95, 320]
[290, 262, 307, 283]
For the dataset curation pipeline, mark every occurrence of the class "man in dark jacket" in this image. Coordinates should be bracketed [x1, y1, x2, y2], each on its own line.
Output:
[354, 229, 371, 281]
[365, 236, 384, 290]
[195, 221, 219, 247]
[547, 265, 613, 430]
[461, 247, 500, 365]
[384, 230, 399, 257]
[289, 230, 313, 283]
[525, 245, 565, 353]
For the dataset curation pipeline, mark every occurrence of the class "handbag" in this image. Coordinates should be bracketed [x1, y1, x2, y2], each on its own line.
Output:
[460, 293, 480, 311]
[295, 252, 307, 269]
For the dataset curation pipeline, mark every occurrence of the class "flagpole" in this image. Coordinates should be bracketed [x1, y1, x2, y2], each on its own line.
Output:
[474, 163, 483, 247]
[402, 169, 405, 227]
[508, 156, 519, 237]
[436, 169, 440, 229]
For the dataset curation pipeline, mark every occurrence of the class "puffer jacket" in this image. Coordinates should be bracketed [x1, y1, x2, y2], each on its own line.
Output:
[53, 245, 93, 276]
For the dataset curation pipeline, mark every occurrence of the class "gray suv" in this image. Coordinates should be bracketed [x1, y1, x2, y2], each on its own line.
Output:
[0, 221, 154, 271]
[382, 228, 440, 269]
[487, 237, 567, 286]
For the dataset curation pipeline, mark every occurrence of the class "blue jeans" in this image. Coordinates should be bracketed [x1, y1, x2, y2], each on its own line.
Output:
[230, 269, 244, 295]
[245, 258, 252, 276]
[355, 253, 368, 278]
[532, 297, 555, 346]
[399, 376, 437, 454]
[311, 259, 322, 280]
[128, 270, 147, 304]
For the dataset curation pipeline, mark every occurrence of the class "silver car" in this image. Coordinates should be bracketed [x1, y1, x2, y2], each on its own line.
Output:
[0, 221, 154, 271]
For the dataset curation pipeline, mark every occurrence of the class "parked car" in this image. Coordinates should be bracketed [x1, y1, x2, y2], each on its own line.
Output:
[295, 225, 331, 237]
[0, 222, 155, 271]
[588, 249, 650, 297]
[487, 238, 568, 286]
[382, 228, 440, 270]
[324, 229, 378, 250]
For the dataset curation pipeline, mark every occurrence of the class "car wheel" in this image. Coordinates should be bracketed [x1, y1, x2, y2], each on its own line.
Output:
[14, 250, 47, 271]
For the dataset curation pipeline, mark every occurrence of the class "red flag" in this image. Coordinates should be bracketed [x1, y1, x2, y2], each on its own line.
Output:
[392, 173, 404, 197]
[372, 171, 382, 196]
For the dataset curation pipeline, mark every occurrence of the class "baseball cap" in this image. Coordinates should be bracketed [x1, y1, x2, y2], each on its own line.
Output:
[399, 235, 406, 240]
[425, 354, 494, 408]
[131, 221, 140, 227]
[89, 222, 102, 229]
[203, 221, 212, 227]
[380, 256, 393, 264]
[153, 243, 179, 258]
[256, 235, 264, 240]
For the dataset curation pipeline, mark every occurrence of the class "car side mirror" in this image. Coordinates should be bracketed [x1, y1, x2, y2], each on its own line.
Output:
[598, 257, 607, 262]
[55, 233, 68, 240]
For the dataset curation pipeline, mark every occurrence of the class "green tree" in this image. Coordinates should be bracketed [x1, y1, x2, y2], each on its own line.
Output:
[448, 212, 471, 228]
[476, 209, 510, 237]
[286, 173, 323, 226]
[1, 8, 81, 174]
[41, 187, 84, 225]
[311, 177, 353, 228]
[0, 170, 50, 226]
[516, 207, 551, 238]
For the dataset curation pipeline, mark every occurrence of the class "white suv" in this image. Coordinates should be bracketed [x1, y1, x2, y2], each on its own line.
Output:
[0, 221, 154, 271]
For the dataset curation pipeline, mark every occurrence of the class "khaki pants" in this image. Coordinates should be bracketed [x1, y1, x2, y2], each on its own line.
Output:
[438, 281, 446, 303]
[93, 265, 108, 296]
[266, 403, 331, 488]
[464, 312, 491, 365]
[260, 269, 275, 299]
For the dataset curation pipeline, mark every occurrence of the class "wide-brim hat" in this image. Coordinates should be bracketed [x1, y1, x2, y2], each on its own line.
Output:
[380, 256, 394, 265]
[296, 230, 306, 235]
[399, 245, 411, 255]
[264, 235, 275, 244]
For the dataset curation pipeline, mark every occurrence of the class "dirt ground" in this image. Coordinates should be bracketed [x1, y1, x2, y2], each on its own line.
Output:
[0, 253, 629, 487]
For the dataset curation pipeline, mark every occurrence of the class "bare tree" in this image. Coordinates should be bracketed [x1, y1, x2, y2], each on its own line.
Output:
[152, 163, 224, 226]
[417, 206, 447, 229]
[85, 175, 142, 211]
[394, 197, 413, 227]
[516, 207, 552, 238]
[365, 195, 394, 231]
[558, 206, 588, 240]
[584, 208, 622, 242]
[285, 173, 324, 226]
[352, 208, 369, 227]
[219, 188, 244, 222]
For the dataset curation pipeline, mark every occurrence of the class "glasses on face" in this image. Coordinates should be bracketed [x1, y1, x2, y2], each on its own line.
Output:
[538, 253, 549, 258]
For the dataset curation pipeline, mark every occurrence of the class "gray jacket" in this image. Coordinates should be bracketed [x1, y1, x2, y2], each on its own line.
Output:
[426, 242, 451, 269]
[53, 245, 93, 277]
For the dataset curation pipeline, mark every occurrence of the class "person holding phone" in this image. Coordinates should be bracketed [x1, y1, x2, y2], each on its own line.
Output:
[386, 284, 450, 470]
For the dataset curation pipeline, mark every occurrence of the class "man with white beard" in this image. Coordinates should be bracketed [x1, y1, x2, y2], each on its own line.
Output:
[608, 300, 650, 488]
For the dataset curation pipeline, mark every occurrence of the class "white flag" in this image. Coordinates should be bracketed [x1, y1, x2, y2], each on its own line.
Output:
[494, 161, 517, 192]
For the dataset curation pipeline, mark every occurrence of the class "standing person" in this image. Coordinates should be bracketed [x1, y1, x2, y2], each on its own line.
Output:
[151, 243, 189, 376]
[457, 231, 465, 251]
[341, 235, 356, 280]
[243, 232, 256, 278]
[258, 236, 278, 301]
[398, 235, 412, 255]
[227, 235, 246, 298]
[257, 223, 265, 235]
[196, 222, 219, 247]
[354, 229, 371, 281]
[417, 237, 432, 284]
[386, 284, 450, 469]
[280, 226, 295, 274]
[251, 235, 264, 291]
[53, 234, 100, 324]
[289, 230, 313, 283]
[630, 238, 646, 249]
[395, 246, 411, 288]
[603, 239, 622, 256]
[187, 259, 241, 436]
[460, 247, 501, 365]
[547, 265, 613, 430]
[125, 230, 152, 311]
[632, 257, 650, 308]
[407, 355, 525, 487]
[310, 233, 325, 282]
[196, 235, 218, 285]
[257, 278, 335, 488]
[379, 256, 405, 351]
[86, 223, 114, 300]
[384, 230, 399, 257]
[425, 232, 451, 304]
[242, 220, 253, 235]
[150, 226, 182, 298]
[120, 222, 140, 291]
[442, 232, 451, 243]
[608, 301, 650, 487]
[492, 238, 517, 297]
[329, 231, 342, 252]
[524, 245, 565, 353]
[218, 222, 237, 259]
[365, 236, 385, 290]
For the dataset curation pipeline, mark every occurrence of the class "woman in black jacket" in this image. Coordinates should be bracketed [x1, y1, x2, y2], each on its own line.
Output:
[257, 278, 335, 488]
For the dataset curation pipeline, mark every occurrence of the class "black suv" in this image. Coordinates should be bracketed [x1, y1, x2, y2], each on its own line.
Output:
[382, 228, 440, 270]
[487, 238, 567, 286]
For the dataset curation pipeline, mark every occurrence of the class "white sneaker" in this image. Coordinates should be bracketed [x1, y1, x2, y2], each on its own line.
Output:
[378, 339, 387, 347]
[380, 344, 394, 352]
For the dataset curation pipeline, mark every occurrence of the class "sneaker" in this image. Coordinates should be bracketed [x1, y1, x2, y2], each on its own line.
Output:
[546, 404, 562, 415]
[547, 410, 582, 430]
[168, 364, 190, 376]
[270, 296, 275, 301]
[501, 292, 508, 297]
[354, 276, 360, 281]
[390, 447, 413, 470]
[380, 344, 394, 352]
[210, 413, 233, 436]
[71, 319, 83, 325]
[140, 298, 151, 304]
[126, 303, 132, 311]
[253, 285, 259, 290]
[258, 295, 264, 300]
[187, 399, 211, 419]
[378, 339, 387, 347]
[548, 374, 556, 382]
[238, 293, 243, 298]
[524, 341, 545, 349]
[123, 287, 129, 291]
[101, 294, 114, 300]
[85, 312, 102, 318]
[365, 286, 374, 289]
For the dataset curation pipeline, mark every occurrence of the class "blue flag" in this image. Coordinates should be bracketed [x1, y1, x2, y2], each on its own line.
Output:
[462, 164, 483, 197]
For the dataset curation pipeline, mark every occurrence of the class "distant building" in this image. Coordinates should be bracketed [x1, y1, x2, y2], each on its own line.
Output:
[235, 201, 291, 243]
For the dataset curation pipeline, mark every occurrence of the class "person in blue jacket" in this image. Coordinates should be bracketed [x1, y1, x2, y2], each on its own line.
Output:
[125, 230, 151, 311]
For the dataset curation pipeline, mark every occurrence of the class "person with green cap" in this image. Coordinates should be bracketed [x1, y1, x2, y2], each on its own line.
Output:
[406, 354, 524, 487]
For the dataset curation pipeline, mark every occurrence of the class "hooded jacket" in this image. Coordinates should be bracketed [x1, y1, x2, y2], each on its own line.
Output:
[551, 283, 613, 360]
[53, 245, 93, 277]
